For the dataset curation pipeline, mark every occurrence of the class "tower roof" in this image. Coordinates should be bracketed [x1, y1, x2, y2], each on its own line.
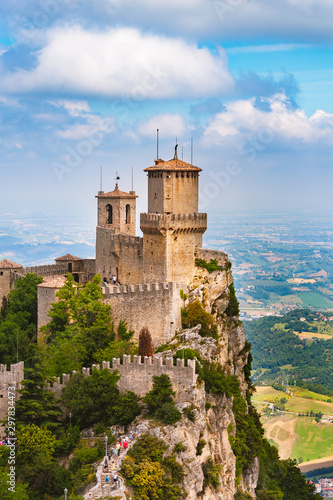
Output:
[96, 183, 137, 198]
[144, 156, 201, 172]
[55, 254, 82, 262]
[0, 258, 23, 269]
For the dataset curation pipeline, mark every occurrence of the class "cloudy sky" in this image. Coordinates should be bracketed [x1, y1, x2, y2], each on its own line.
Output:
[0, 0, 332, 218]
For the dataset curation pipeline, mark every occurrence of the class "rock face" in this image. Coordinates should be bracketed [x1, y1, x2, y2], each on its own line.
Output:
[125, 261, 260, 499]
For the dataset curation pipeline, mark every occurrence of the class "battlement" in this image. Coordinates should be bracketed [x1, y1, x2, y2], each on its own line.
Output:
[141, 213, 207, 223]
[102, 281, 177, 295]
[24, 263, 69, 277]
[50, 356, 197, 402]
[0, 361, 24, 380]
[140, 212, 207, 234]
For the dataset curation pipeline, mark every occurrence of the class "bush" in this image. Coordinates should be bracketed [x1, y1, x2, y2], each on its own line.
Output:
[202, 457, 221, 490]
[143, 375, 181, 424]
[196, 438, 206, 456]
[195, 258, 221, 273]
[173, 442, 187, 454]
[184, 405, 196, 422]
[120, 434, 185, 500]
[225, 283, 240, 317]
[181, 300, 218, 339]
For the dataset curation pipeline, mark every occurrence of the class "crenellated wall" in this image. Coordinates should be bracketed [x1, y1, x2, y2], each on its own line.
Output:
[111, 355, 197, 402]
[49, 356, 197, 403]
[102, 281, 184, 344]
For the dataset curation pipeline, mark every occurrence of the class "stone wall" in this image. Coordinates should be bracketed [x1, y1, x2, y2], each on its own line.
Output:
[0, 362, 24, 438]
[50, 356, 197, 403]
[0, 269, 12, 305]
[102, 281, 184, 345]
[24, 263, 69, 277]
[96, 227, 143, 285]
[112, 355, 197, 402]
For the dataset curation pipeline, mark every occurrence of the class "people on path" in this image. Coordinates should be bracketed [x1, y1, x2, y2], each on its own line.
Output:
[105, 474, 109, 483]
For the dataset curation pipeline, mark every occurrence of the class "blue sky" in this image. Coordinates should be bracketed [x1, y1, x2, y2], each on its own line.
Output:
[0, 0, 332, 218]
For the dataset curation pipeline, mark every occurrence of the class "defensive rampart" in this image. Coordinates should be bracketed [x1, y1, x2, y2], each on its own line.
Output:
[50, 356, 197, 403]
[102, 281, 184, 344]
[0, 356, 198, 434]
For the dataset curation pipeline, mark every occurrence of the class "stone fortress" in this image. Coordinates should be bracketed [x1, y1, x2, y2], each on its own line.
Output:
[0, 148, 225, 345]
[0, 149, 228, 430]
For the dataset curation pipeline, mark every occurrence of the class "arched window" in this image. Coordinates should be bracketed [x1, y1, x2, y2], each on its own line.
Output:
[125, 204, 130, 224]
[106, 204, 113, 224]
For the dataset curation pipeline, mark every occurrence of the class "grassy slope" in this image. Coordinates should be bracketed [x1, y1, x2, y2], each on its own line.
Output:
[255, 386, 333, 463]
[292, 419, 333, 462]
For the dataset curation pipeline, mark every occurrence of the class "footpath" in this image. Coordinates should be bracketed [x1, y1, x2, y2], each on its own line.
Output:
[84, 435, 138, 500]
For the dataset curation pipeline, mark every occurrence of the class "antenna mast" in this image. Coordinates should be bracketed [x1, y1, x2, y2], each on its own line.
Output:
[157, 129, 159, 159]
[191, 137, 193, 165]
[132, 167, 134, 191]
[100, 166, 103, 191]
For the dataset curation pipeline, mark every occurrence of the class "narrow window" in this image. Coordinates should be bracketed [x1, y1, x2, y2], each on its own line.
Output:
[125, 204, 130, 224]
[107, 204, 113, 224]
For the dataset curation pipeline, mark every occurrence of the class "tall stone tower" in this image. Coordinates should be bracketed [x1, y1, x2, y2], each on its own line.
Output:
[140, 151, 207, 284]
[95, 183, 143, 283]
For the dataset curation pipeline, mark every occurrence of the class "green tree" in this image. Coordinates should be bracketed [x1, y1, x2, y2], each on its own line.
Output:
[0, 468, 29, 499]
[181, 300, 218, 339]
[0, 273, 43, 365]
[42, 274, 116, 373]
[16, 424, 69, 497]
[143, 375, 181, 424]
[14, 351, 62, 431]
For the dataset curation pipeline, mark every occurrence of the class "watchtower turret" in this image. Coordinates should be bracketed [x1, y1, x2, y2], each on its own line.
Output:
[140, 152, 207, 283]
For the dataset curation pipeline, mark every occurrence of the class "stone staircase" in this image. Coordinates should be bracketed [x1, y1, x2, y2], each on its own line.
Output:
[84, 440, 136, 500]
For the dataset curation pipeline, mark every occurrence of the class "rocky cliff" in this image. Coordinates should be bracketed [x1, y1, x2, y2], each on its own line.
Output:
[118, 259, 260, 499]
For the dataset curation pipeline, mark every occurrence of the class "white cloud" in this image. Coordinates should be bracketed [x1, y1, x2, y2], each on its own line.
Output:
[203, 94, 333, 146]
[50, 100, 91, 116]
[226, 44, 312, 55]
[3, 0, 333, 43]
[0, 26, 234, 99]
[138, 114, 188, 138]
[56, 114, 116, 140]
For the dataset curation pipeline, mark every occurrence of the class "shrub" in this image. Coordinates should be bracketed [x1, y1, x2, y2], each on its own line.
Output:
[143, 375, 181, 424]
[195, 258, 221, 273]
[184, 405, 196, 422]
[173, 442, 187, 454]
[181, 300, 218, 339]
[202, 457, 221, 490]
[225, 283, 240, 317]
[196, 438, 206, 456]
[120, 434, 185, 500]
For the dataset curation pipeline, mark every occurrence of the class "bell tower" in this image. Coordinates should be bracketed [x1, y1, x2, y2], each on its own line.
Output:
[96, 182, 137, 236]
[140, 151, 207, 284]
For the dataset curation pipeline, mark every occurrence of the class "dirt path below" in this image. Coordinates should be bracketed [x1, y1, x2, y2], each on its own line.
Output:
[264, 415, 297, 459]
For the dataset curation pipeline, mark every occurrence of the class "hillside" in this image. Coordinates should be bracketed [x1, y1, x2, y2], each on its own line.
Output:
[0, 271, 321, 500]
[244, 309, 333, 393]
